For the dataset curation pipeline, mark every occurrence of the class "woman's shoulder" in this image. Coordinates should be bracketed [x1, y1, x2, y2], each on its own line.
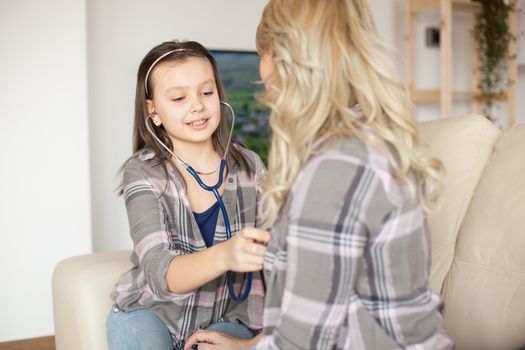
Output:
[299, 138, 398, 195]
[314, 138, 392, 174]
[290, 139, 407, 222]
[305, 138, 369, 171]
[326, 139, 408, 204]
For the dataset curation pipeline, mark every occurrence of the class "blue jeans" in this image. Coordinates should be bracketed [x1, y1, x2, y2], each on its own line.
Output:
[106, 308, 255, 350]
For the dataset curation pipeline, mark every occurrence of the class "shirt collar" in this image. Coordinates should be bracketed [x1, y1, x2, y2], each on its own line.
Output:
[136, 147, 239, 175]
[138, 149, 155, 161]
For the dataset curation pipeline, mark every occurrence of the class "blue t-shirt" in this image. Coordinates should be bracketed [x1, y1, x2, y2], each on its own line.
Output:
[193, 201, 220, 248]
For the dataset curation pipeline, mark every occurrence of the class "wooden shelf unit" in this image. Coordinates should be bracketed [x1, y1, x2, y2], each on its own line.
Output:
[405, 0, 519, 126]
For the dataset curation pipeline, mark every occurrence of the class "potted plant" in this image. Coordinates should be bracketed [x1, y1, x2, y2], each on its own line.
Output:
[472, 0, 517, 123]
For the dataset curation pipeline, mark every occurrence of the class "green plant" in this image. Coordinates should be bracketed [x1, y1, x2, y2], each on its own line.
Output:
[472, 0, 516, 122]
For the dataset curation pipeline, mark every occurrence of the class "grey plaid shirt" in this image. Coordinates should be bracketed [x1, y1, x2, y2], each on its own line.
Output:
[111, 145, 265, 347]
[254, 138, 453, 349]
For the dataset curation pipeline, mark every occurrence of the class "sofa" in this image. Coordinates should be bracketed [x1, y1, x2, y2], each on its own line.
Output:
[52, 114, 525, 350]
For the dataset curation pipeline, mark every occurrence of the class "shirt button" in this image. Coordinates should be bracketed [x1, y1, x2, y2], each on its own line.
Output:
[228, 178, 233, 183]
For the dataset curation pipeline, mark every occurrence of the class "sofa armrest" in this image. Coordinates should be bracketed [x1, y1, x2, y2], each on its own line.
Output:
[52, 250, 133, 350]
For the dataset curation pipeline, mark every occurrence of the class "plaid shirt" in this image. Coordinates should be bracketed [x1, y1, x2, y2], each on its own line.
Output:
[254, 138, 454, 349]
[111, 146, 265, 347]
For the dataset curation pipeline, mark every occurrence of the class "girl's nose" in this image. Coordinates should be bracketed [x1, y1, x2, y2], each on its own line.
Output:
[190, 98, 204, 113]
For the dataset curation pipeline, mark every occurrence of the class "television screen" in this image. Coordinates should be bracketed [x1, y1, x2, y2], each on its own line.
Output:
[211, 50, 269, 163]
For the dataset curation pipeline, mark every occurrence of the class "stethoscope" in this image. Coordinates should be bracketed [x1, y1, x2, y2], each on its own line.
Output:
[145, 101, 251, 303]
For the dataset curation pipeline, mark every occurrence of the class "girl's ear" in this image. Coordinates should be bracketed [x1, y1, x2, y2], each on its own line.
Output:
[146, 99, 162, 126]
[146, 99, 155, 115]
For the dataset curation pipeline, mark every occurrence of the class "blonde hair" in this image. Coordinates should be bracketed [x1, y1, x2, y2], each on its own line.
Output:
[256, 0, 443, 227]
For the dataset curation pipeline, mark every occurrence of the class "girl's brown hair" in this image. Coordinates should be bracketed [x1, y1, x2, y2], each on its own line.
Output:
[119, 40, 253, 195]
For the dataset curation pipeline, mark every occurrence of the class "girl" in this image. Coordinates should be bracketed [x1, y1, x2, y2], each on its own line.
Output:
[107, 40, 270, 350]
[185, 0, 454, 349]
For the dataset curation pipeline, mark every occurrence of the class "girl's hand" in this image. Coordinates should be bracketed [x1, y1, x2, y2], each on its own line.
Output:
[218, 227, 271, 272]
[183, 330, 251, 350]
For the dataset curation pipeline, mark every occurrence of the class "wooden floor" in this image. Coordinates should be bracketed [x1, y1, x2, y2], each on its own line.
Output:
[0, 336, 55, 350]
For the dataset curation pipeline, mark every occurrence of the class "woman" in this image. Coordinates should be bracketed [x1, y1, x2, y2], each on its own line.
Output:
[185, 0, 454, 348]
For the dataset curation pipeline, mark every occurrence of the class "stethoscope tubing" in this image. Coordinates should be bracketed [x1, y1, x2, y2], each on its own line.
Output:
[146, 101, 252, 303]
[189, 161, 252, 302]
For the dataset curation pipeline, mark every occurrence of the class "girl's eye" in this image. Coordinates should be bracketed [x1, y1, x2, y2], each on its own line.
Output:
[172, 97, 184, 102]
[203, 91, 213, 96]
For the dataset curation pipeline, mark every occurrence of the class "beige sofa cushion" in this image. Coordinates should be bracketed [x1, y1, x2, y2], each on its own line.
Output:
[442, 125, 525, 350]
[52, 251, 133, 350]
[418, 115, 501, 293]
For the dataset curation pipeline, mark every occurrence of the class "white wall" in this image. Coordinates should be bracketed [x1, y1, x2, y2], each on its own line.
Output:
[0, 0, 91, 342]
[517, 0, 525, 126]
[87, 0, 269, 252]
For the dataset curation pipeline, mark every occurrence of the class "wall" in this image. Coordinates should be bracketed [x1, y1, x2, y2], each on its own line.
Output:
[517, 0, 525, 126]
[0, 0, 91, 342]
[519, 0, 525, 65]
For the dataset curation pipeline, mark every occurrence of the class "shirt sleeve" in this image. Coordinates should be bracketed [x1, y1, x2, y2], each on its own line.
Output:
[122, 163, 194, 301]
[254, 155, 394, 349]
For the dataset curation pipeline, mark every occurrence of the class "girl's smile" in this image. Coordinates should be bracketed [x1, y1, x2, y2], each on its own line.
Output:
[186, 117, 210, 130]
